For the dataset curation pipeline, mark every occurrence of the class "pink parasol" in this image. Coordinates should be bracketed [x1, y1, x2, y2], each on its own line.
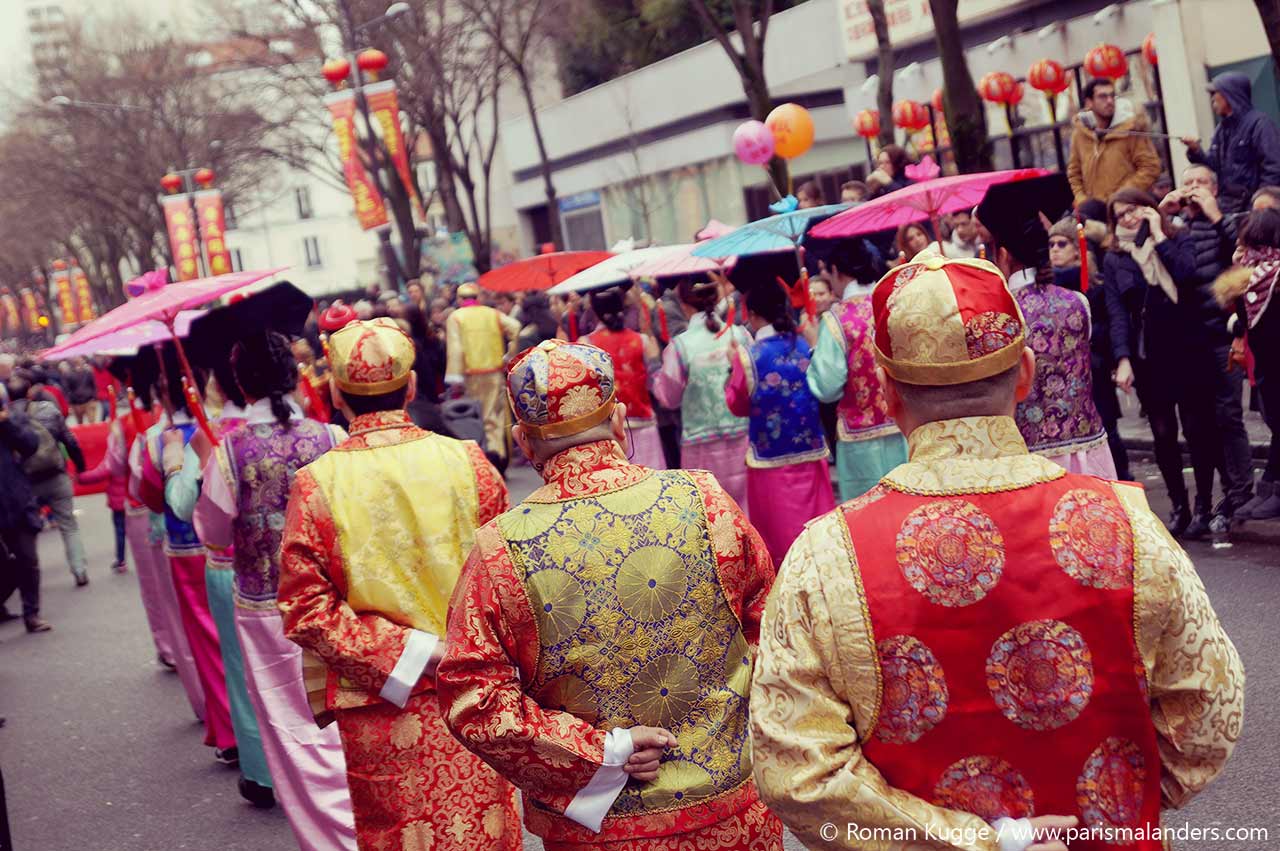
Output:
[696, 219, 736, 241]
[808, 168, 1049, 245]
[478, 251, 614, 292]
[42, 310, 206, 361]
[629, 243, 738, 281]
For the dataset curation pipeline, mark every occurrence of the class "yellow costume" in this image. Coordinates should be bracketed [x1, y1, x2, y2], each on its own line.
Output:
[445, 284, 520, 460]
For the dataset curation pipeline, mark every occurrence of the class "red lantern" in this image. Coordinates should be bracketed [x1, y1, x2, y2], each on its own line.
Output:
[357, 49, 389, 74]
[160, 173, 183, 193]
[892, 100, 929, 132]
[1028, 59, 1069, 94]
[1084, 43, 1128, 80]
[854, 109, 880, 139]
[1008, 83, 1025, 106]
[322, 57, 352, 85]
[1142, 33, 1157, 66]
[979, 71, 1018, 105]
[931, 88, 945, 113]
[194, 168, 215, 187]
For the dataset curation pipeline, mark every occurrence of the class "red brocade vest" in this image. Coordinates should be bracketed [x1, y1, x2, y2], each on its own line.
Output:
[844, 474, 1161, 850]
[586, 327, 655, 425]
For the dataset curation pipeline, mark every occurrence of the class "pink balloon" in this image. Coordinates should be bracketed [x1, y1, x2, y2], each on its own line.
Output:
[733, 120, 775, 165]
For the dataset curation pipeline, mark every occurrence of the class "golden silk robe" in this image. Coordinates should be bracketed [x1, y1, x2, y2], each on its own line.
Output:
[437, 440, 784, 850]
[445, 302, 520, 460]
[750, 416, 1245, 851]
[278, 410, 521, 851]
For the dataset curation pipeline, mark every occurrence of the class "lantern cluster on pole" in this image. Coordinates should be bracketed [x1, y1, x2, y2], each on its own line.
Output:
[892, 100, 929, 133]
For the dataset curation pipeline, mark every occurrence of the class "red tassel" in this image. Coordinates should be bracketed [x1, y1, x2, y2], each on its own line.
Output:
[107, 384, 118, 421]
[126, 386, 146, 438]
[1076, 220, 1089, 293]
[182, 377, 220, 447]
[568, 310, 579, 343]
[657, 308, 670, 343]
[716, 299, 737, 339]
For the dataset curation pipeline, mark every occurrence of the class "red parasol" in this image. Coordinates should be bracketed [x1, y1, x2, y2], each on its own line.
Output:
[477, 251, 613, 293]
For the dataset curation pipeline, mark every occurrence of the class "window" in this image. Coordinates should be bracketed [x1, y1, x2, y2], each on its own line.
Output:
[230, 248, 244, 273]
[303, 237, 323, 269]
[224, 203, 238, 230]
[295, 186, 314, 220]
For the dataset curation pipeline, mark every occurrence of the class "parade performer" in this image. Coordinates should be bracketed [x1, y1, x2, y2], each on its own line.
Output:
[293, 338, 331, 423]
[136, 352, 236, 765]
[584, 286, 666, 469]
[805, 242, 907, 500]
[438, 338, 783, 851]
[164, 366, 273, 806]
[725, 282, 835, 564]
[751, 255, 1244, 851]
[445, 281, 520, 465]
[976, 176, 1116, 478]
[653, 279, 751, 510]
[194, 331, 357, 850]
[278, 318, 520, 851]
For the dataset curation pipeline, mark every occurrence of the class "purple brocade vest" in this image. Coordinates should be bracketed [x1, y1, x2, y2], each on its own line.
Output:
[1014, 283, 1106, 454]
[226, 419, 337, 608]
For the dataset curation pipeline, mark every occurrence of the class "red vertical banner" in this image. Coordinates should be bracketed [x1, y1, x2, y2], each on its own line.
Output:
[0, 289, 19, 337]
[364, 80, 424, 221]
[325, 89, 389, 230]
[72, 266, 97, 323]
[162, 195, 202, 281]
[194, 190, 234, 276]
[52, 266, 76, 327]
[18, 287, 39, 333]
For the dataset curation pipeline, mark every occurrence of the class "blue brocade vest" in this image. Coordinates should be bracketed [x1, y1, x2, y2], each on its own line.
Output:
[744, 333, 828, 468]
[154, 422, 202, 556]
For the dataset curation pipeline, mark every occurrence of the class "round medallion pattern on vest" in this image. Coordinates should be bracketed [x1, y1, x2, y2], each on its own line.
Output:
[933, 755, 1035, 821]
[896, 499, 1005, 607]
[723, 629, 753, 697]
[527, 569, 586, 646]
[875, 634, 949, 744]
[1076, 737, 1146, 831]
[640, 760, 716, 810]
[533, 674, 599, 725]
[596, 473, 664, 515]
[501, 503, 560, 541]
[987, 619, 1093, 731]
[1049, 489, 1134, 589]
[631, 654, 700, 729]
[616, 546, 688, 622]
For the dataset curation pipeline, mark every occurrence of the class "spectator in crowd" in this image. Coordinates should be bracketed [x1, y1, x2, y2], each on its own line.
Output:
[513, 290, 558, 352]
[0, 385, 48, 633]
[840, 180, 869, 204]
[1215, 208, 1280, 520]
[1067, 78, 1162, 206]
[866, 144, 912, 198]
[1152, 172, 1174, 200]
[1049, 216, 1131, 480]
[7, 370, 89, 585]
[1159, 164, 1255, 531]
[91, 356, 115, 420]
[1183, 71, 1280, 215]
[944, 210, 980, 258]
[796, 180, 825, 208]
[892, 222, 933, 265]
[0, 354, 14, 385]
[64, 358, 100, 424]
[1251, 184, 1280, 213]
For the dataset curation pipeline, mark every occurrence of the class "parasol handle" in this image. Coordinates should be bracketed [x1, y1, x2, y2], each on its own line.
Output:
[126, 386, 147, 438]
[107, 384, 119, 421]
[181, 375, 220, 447]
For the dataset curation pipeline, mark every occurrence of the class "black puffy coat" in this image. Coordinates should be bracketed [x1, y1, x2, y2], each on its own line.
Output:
[0, 413, 40, 531]
[1173, 214, 1238, 346]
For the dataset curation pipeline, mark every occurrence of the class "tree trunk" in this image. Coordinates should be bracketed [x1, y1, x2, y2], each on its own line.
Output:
[1255, 0, 1280, 76]
[929, 0, 992, 172]
[868, 0, 896, 147]
[518, 65, 563, 249]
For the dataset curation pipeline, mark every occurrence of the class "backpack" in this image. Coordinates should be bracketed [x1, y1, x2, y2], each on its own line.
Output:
[20, 416, 66, 479]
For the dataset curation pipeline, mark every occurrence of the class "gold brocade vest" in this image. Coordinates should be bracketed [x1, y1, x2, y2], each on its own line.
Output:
[453, 304, 506, 374]
[308, 432, 478, 705]
[498, 470, 754, 822]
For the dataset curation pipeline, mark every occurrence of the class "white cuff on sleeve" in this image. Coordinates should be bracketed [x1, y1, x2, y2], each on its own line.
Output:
[379, 629, 438, 709]
[444, 374, 465, 385]
[563, 727, 634, 833]
[992, 817, 1036, 851]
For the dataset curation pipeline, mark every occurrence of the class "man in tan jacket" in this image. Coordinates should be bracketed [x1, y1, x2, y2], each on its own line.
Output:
[1067, 79, 1161, 206]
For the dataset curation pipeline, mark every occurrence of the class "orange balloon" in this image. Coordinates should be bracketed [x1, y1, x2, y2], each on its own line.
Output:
[765, 103, 815, 160]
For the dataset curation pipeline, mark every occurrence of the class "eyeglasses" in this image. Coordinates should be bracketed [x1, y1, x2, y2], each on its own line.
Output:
[1048, 239, 1073, 249]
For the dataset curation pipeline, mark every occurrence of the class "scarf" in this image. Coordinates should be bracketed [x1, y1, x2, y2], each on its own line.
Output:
[1115, 223, 1177, 304]
[1234, 245, 1280, 328]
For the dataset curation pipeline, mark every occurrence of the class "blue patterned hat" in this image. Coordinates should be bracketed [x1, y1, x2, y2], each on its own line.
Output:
[506, 339, 617, 439]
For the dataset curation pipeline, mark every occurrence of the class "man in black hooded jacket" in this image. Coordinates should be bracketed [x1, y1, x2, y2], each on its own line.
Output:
[1183, 71, 1280, 215]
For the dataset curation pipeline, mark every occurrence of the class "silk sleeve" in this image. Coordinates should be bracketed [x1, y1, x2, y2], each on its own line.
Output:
[445, 313, 465, 382]
[806, 313, 849, 404]
[465, 441, 511, 526]
[651, 340, 687, 410]
[1115, 483, 1245, 809]
[439, 523, 612, 816]
[751, 515, 1001, 851]
[193, 446, 237, 552]
[278, 467, 419, 701]
[164, 444, 203, 523]
[689, 469, 774, 644]
[724, 345, 753, 418]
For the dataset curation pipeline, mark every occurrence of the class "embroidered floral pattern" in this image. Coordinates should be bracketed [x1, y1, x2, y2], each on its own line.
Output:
[1050, 489, 1134, 590]
[896, 499, 1005, 606]
[874, 634, 948, 744]
[933, 755, 1035, 821]
[746, 334, 828, 465]
[965, 310, 1023, 359]
[986, 619, 1093, 731]
[835, 300, 897, 440]
[1076, 737, 1146, 831]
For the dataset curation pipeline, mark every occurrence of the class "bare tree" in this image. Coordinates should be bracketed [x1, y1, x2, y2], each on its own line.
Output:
[867, 0, 896, 147]
[928, 0, 992, 172]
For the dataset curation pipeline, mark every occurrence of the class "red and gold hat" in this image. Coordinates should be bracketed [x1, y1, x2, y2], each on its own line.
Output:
[872, 255, 1026, 386]
[328, 317, 415, 395]
[319, 301, 358, 333]
[506, 339, 617, 439]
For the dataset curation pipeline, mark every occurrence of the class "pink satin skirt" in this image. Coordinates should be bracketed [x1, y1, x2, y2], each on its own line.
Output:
[236, 606, 358, 851]
[682, 435, 750, 517]
[747, 459, 837, 566]
[1041, 442, 1118, 479]
[169, 553, 235, 749]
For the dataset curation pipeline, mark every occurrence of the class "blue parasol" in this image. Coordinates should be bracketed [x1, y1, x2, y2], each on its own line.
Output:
[690, 203, 852, 260]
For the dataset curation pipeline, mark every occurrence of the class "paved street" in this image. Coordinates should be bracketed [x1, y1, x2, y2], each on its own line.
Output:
[1, 458, 1277, 851]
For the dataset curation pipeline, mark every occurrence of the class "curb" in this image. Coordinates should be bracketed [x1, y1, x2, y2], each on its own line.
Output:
[1122, 437, 1270, 462]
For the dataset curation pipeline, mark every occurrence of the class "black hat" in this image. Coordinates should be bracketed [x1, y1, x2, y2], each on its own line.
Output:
[187, 281, 312, 367]
[975, 174, 1074, 270]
